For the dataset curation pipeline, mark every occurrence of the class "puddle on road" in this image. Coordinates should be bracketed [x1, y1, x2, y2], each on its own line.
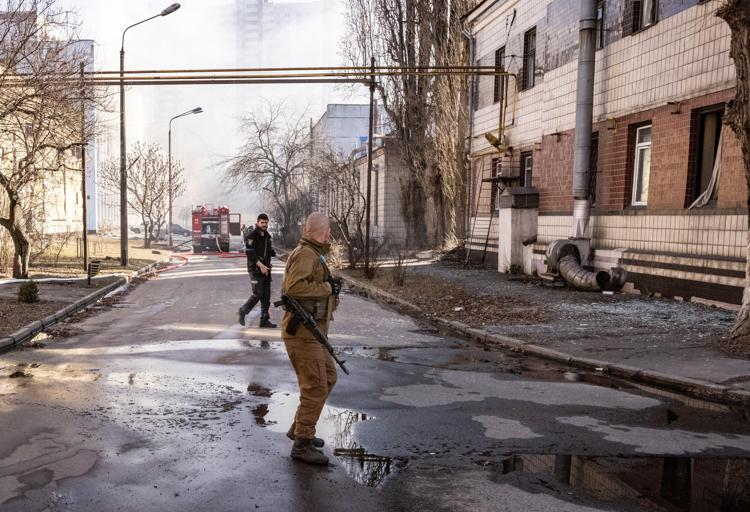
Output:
[487, 453, 750, 512]
[257, 391, 400, 487]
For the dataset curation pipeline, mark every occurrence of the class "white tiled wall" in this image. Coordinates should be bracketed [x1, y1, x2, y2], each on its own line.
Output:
[538, 213, 748, 259]
[469, 1, 734, 154]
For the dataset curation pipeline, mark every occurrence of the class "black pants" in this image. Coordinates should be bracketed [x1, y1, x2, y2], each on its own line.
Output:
[240, 272, 271, 320]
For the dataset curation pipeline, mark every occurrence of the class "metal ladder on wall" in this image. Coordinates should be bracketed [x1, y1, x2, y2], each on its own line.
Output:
[465, 159, 502, 265]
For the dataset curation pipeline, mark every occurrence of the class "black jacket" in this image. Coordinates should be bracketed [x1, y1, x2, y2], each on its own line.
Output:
[244, 226, 276, 274]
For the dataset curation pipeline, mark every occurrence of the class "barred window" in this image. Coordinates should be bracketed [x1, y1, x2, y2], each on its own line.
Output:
[493, 46, 505, 104]
[521, 28, 536, 90]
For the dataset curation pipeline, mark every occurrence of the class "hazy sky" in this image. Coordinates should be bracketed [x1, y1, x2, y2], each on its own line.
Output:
[58, 0, 367, 226]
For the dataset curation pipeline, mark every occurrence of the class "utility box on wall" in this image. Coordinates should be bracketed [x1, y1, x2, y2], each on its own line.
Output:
[497, 187, 539, 274]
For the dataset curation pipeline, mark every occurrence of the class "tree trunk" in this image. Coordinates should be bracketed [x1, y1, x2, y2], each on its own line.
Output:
[0, 197, 31, 279]
[717, 1, 750, 343]
[10, 225, 30, 279]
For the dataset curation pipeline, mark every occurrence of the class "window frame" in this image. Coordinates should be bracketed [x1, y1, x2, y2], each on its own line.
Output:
[373, 164, 380, 226]
[491, 157, 500, 210]
[493, 46, 505, 104]
[596, 0, 606, 49]
[687, 105, 724, 205]
[590, 132, 599, 206]
[520, 151, 533, 187]
[632, 0, 657, 34]
[521, 27, 536, 91]
[631, 125, 652, 206]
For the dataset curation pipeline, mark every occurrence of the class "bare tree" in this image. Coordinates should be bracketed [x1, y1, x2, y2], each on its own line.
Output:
[0, 0, 106, 278]
[309, 145, 367, 267]
[223, 103, 312, 246]
[342, 0, 473, 248]
[718, 1, 750, 344]
[100, 142, 185, 248]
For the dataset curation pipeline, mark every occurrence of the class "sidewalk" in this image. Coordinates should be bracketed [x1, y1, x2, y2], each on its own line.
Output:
[338, 258, 750, 406]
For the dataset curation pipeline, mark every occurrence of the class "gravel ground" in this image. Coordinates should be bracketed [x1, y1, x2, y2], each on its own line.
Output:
[343, 258, 743, 358]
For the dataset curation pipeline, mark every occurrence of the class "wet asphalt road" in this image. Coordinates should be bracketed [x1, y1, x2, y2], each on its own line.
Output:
[1, 254, 750, 511]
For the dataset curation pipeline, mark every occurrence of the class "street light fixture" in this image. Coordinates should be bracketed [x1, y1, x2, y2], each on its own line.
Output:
[119, 3, 181, 266]
[168, 106, 203, 247]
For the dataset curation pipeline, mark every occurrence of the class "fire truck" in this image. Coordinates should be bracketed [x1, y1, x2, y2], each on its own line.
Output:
[191, 205, 242, 253]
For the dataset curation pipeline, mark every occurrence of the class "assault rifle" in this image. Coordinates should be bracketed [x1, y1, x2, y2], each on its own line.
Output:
[273, 294, 350, 375]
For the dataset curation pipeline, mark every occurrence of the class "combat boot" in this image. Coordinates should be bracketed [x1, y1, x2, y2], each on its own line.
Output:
[290, 438, 329, 465]
[259, 319, 277, 328]
[286, 423, 324, 447]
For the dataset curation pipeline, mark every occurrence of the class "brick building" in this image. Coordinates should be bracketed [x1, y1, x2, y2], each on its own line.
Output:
[464, 0, 744, 306]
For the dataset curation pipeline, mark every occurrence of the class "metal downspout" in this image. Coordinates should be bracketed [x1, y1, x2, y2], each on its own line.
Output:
[462, 25, 476, 239]
[571, 0, 597, 239]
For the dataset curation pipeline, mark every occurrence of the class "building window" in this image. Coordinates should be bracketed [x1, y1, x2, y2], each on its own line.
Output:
[596, 1, 606, 49]
[493, 46, 505, 104]
[589, 132, 599, 206]
[631, 125, 652, 205]
[521, 28, 536, 90]
[688, 106, 724, 205]
[632, 0, 656, 33]
[520, 151, 533, 187]
[491, 157, 500, 210]
[373, 164, 379, 226]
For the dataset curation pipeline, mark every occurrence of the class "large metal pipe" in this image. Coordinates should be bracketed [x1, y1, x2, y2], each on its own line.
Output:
[559, 254, 610, 291]
[571, 0, 598, 238]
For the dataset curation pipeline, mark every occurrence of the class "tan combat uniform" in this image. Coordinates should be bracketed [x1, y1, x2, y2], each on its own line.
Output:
[281, 238, 336, 440]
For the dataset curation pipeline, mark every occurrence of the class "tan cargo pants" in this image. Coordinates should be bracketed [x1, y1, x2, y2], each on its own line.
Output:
[284, 336, 337, 439]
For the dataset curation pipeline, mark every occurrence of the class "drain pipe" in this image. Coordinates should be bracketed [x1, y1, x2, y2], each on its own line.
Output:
[462, 23, 476, 239]
[571, 0, 597, 239]
[547, 0, 626, 292]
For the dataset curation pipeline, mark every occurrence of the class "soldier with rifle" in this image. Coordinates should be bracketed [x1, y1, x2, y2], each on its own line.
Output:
[277, 212, 343, 465]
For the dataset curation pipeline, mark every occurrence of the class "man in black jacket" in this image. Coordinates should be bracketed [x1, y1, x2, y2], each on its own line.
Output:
[238, 213, 277, 328]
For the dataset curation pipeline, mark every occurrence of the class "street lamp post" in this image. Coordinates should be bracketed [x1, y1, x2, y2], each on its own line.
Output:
[168, 107, 203, 247]
[119, 3, 181, 267]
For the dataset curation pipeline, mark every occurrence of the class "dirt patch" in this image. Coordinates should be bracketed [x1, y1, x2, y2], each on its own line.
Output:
[247, 383, 273, 397]
[0, 300, 69, 337]
[28, 257, 157, 278]
[346, 270, 552, 327]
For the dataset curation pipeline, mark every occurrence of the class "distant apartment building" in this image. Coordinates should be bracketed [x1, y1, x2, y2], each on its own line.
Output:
[310, 104, 392, 158]
[311, 104, 407, 246]
[464, 0, 742, 307]
[352, 141, 409, 246]
[235, 0, 334, 67]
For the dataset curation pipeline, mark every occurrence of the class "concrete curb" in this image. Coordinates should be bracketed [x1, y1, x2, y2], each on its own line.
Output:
[1, 261, 158, 355]
[337, 271, 750, 408]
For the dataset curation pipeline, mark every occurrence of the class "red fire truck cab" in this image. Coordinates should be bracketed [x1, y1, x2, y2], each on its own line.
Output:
[191, 205, 242, 253]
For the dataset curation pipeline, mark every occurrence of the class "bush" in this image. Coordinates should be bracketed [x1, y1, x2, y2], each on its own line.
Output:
[18, 280, 40, 303]
[390, 248, 410, 287]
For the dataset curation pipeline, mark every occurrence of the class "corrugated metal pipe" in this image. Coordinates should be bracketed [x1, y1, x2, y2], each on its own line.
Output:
[546, 240, 626, 292]
[559, 254, 610, 291]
